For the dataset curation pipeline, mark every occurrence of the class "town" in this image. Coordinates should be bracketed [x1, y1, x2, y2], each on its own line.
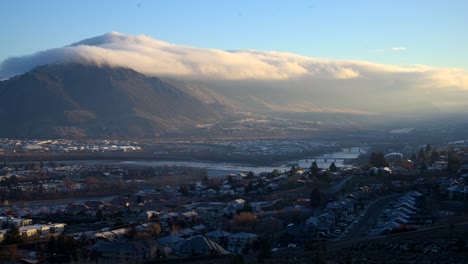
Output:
[0, 137, 467, 263]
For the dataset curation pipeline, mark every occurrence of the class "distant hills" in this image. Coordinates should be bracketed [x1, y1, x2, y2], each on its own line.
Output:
[0, 63, 233, 138]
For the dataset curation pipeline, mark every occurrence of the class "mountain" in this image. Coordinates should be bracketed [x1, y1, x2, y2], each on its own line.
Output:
[0, 63, 233, 138]
[2, 32, 468, 118]
[1, 32, 468, 138]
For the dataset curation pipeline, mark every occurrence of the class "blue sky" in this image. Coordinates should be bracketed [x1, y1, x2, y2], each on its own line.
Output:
[2, 0, 468, 69]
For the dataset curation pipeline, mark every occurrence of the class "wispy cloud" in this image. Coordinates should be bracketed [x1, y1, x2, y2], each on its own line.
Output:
[391, 47, 408, 51]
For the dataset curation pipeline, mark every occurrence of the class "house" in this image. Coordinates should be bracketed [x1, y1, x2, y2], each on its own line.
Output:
[173, 228, 195, 238]
[49, 223, 66, 233]
[181, 211, 200, 222]
[228, 232, 258, 254]
[0, 230, 6, 241]
[175, 235, 224, 256]
[85, 200, 105, 211]
[305, 216, 320, 235]
[266, 183, 279, 191]
[100, 204, 121, 216]
[224, 199, 247, 216]
[186, 202, 226, 219]
[140, 210, 159, 219]
[94, 228, 128, 241]
[65, 203, 89, 215]
[192, 224, 207, 235]
[205, 230, 231, 248]
[447, 185, 465, 200]
[258, 216, 283, 235]
[92, 239, 160, 264]
[157, 235, 184, 256]
[19, 226, 38, 237]
[95, 231, 116, 241]
[3, 217, 33, 227]
[158, 235, 184, 248]
[29, 224, 50, 236]
[390, 166, 409, 175]
[325, 202, 349, 220]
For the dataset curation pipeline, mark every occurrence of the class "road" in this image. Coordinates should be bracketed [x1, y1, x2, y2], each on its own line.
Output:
[327, 175, 353, 195]
[343, 193, 402, 240]
[8, 195, 119, 207]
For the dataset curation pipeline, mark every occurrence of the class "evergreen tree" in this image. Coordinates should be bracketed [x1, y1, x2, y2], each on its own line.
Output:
[231, 254, 245, 264]
[447, 150, 461, 173]
[309, 161, 320, 176]
[430, 150, 439, 164]
[425, 144, 432, 154]
[4, 225, 22, 245]
[369, 152, 387, 167]
[418, 148, 426, 161]
[310, 188, 322, 207]
[136, 195, 143, 204]
[242, 202, 254, 213]
[47, 236, 57, 258]
[420, 161, 428, 172]
[96, 209, 103, 220]
[329, 162, 337, 172]
[256, 238, 272, 263]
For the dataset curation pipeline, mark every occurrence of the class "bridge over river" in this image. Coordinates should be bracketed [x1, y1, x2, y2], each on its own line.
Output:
[288, 147, 367, 169]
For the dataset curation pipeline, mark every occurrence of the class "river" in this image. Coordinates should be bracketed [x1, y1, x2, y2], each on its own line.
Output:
[95, 147, 368, 177]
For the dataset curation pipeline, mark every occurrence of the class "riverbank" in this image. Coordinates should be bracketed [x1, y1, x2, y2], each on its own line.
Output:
[2, 147, 366, 177]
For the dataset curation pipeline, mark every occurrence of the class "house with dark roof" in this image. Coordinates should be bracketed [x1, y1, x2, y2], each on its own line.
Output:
[92, 239, 161, 264]
[205, 230, 231, 248]
[228, 232, 258, 254]
[174, 235, 224, 256]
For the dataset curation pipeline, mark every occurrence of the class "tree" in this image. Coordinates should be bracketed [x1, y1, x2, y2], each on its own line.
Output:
[256, 238, 272, 263]
[227, 175, 235, 185]
[231, 254, 245, 264]
[33, 163, 41, 172]
[3, 225, 21, 245]
[9, 175, 18, 186]
[136, 195, 143, 204]
[96, 209, 103, 220]
[288, 166, 300, 177]
[310, 188, 322, 207]
[419, 162, 428, 172]
[430, 150, 439, 164]
[178, 185, 189, 196]
[425, 144, 432, 154]
[47, 236, 58, 259]
[114, 218, 124, 228]
[147, 222, 162, 236]
[329, 162, 337, 172]
[369, 152, 387, 167]
[232, 212, 256, 231]
[447, 150, 461, 173]
[309, 161, 320, 177]
[245, 182, 253, 193]
[2, 227, 22, 261]
[47, 234, 78, 263]
[410, 153, 417, 161]
[241, 202, 254, 213]
[418, 148, 426, 161]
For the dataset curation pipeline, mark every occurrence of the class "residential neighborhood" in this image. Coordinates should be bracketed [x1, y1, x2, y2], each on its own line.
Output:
[0, 139, 467, 263]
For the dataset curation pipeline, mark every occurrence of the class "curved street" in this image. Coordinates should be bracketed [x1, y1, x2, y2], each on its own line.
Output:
[342, 193, 402, 240]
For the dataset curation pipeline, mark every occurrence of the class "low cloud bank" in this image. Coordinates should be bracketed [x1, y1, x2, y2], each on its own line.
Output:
[1, 32, 468, 113]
